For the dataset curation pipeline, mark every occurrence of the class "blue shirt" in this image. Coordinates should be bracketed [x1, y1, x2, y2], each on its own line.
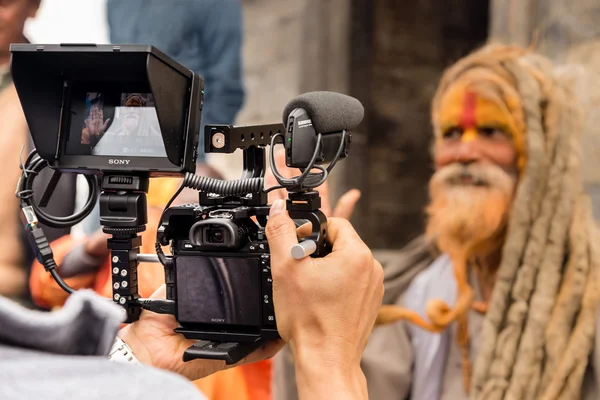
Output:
[106, 0, 245, 162]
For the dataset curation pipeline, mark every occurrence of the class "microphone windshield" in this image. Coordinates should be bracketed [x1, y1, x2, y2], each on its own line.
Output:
[282, 91, 364, 133]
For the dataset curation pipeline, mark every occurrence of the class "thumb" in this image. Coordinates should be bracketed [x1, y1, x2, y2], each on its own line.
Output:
[102, 118, 111, 130]
[265, 199, 298, 270]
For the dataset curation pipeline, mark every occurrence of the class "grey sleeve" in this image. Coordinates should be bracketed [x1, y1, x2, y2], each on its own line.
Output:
[0, 345, 207, 400]
[0, 290, 208, 400]
[59, 243, 106, 278]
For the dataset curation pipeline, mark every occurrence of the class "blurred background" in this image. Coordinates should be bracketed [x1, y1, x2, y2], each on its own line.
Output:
[23, 0, 600, 250]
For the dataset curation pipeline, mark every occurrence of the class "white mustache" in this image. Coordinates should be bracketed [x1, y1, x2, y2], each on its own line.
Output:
[431, 163, 516, 193]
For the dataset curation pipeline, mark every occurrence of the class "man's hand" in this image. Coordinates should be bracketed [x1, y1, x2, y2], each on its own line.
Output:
[266, 199, 384, 399]
[265, 148, 361, 219]
[119, 285, 284, 381]
[84, 106, 110, 137]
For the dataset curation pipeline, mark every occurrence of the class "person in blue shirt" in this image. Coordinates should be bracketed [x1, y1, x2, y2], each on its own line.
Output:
[80, 0, 245, 235]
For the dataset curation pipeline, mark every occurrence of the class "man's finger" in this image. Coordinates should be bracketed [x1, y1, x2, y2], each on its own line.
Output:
[332, 189, 361, 219]
[265, 199, 299, 271]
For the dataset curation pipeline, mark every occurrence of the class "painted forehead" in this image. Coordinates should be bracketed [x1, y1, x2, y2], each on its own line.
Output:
[439, 83, 514, 132]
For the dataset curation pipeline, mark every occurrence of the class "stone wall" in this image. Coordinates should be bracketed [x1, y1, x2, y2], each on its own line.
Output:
[334, 0, 489, 249]
[210, 0, 492, 249]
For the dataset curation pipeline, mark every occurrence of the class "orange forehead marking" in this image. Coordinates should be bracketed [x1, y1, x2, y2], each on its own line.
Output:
[460, 91, 477, 130]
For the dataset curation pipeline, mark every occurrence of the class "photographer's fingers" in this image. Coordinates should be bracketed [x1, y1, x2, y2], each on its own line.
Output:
[265, 199, 299, 273]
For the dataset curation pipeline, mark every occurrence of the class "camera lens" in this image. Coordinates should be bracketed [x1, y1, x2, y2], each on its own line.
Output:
[209, 228, 225, 243]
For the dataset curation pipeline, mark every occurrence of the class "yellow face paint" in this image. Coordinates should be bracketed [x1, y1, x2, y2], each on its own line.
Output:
[436, 82, 526, 172]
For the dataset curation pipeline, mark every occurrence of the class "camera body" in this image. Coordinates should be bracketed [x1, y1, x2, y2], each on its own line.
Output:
[159, 203, 279, 343]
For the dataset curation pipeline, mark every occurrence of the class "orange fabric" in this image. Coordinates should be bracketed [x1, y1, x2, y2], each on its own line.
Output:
[147, 177, 182, 208]
[29, 202, 273, 400]
[194, 361, 272, 400]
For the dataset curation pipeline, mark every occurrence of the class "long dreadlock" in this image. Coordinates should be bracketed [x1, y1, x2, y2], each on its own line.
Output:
[375, 44, 600, 400]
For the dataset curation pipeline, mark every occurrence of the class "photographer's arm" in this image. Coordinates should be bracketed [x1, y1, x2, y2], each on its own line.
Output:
[265, 200, 383, 400]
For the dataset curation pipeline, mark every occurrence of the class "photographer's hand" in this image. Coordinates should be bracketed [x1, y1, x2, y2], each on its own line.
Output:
[266, 200, 384, 400]
[119, 285, 284, 381]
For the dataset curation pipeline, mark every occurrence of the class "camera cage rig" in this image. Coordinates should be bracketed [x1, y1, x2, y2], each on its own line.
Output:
[11, 43, 353, 365]
[153, 123, 350, 363]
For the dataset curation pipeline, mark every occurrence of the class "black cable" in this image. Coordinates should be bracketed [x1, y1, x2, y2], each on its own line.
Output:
[50, 267, 75, 294]
[16, 149, 98, 295]
[269, 132, 325, 191]
[16, 151, 99, 228]
[182, 172, 263, 195]
[139, 299, 175, 315]
[295, 130, 347, 189]
[264, 185, 285, 193]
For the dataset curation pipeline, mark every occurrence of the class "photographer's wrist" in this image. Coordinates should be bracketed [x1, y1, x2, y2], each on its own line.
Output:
[117, 324, 153, 367]
[291, 340, 367, 400]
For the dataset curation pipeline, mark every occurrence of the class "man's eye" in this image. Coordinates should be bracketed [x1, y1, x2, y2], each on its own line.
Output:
[479, 127, 507, 138]
[442, 128, 462, 140]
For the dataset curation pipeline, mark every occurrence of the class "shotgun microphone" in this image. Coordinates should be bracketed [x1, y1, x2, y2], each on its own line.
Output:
[282, 91, 364, 168]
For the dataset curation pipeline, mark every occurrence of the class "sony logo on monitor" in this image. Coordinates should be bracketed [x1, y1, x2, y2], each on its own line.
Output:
[108, 159, 131, 165]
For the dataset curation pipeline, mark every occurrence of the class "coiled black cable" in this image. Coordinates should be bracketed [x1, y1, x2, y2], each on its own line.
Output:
[16, 151, 99, 229]
[182, 172, 264, 196]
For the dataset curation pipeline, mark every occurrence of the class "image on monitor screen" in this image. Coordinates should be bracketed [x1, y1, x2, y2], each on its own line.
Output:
[68, 91, 167, 158]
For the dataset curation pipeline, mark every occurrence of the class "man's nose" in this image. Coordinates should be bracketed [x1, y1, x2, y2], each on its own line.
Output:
[455, 129, 481, 164]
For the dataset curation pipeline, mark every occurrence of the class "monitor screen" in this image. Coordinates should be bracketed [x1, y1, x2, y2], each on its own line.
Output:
[175, 256, 261, 326]
[65, 91, 167, 158]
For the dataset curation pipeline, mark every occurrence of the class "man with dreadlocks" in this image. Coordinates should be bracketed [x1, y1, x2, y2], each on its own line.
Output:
[272, 43, 600, 400]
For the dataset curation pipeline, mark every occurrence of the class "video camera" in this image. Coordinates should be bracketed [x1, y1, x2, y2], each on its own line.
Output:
[12, 44, 363, 364]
